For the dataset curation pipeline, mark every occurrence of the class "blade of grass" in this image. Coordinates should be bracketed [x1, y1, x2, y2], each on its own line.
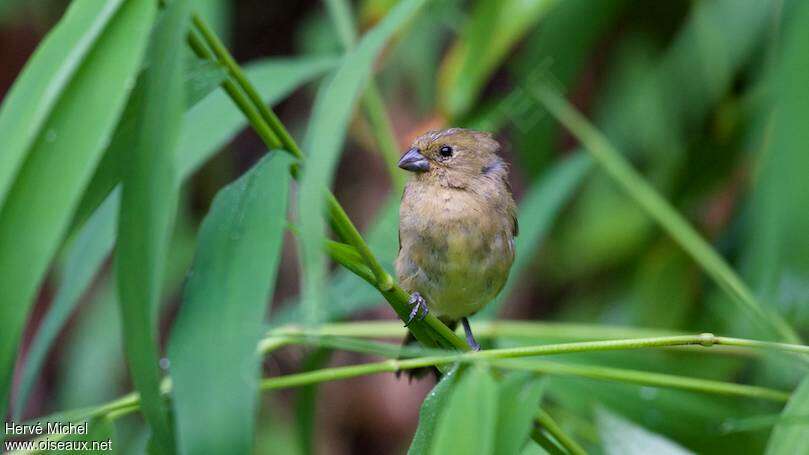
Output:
[116, 0, 190, 451]
[0, 0, 123, 207]
[298, 0, 428, 325]
[431, 366, 499, 455]
[531, 84, 799, 343]
[12, 190, 119, 420]
[169, 153, 293, 454]
[765, 376, 809, 454]
[324, 0, 407, 190]
[71, 56, 336, 232]
[0, 0, 155, 423]
[408, 364, 463, 454]
[494, 374, 546, 455]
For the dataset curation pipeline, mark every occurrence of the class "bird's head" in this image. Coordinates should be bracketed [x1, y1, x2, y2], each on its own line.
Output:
[398, 128, 504, 188]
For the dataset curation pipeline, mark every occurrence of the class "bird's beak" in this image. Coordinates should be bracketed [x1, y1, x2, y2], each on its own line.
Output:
[398, 148, 430, 172]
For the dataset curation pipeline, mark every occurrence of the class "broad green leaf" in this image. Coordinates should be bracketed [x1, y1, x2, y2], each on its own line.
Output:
[116, 0, 190, 452]
[532, 85, 798, 343]
[298, 0, 428, 324]
[431, 366, 499, 455]
[169, 153, 293, 454]
[479, 153, 592, 318]
[71, 56, 335, 230]
[0, 0, 124, 207]
[408, 364, 462, 454]
[0, 0, 155, 423]
[13, 190, 119, 420]
[765, 377, 809, 455]
[597, 407, 693, 455]
[494, 373, 546, 455]
[438, 0, 556, 120]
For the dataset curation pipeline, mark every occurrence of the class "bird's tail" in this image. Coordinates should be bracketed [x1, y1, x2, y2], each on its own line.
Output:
[396, 318, 457, 381]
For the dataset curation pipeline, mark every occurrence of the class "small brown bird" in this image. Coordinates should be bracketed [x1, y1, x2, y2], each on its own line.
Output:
[396, 128, 517, 352]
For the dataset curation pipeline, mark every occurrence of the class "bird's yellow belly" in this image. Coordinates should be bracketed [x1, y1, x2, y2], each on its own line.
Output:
[401, 225, 513, 319]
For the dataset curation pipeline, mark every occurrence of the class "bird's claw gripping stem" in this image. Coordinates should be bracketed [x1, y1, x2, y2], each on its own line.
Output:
[404, 292, 428, 327]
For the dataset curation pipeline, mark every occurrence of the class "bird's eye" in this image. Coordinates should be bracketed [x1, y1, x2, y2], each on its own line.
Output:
[439, 145, 453, 158]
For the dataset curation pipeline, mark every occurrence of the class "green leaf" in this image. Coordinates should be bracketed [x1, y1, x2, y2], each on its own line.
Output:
[0, 0, 155, 423]
[183, 56, 228, 107]
[297, 0, 428, 324]
[532, 84, 799, 343]
[13, 190, 119, 419]
[431, 366, 499, 455]
[0, 0, 125, 207]
[597, 407, 693, 455]
[115, 1, 190, 452]
[169, 152, 293, 454]
[408, 364, 462, 454]
[71, 56, 335, 230]
[494, 373, 546, 455]
[480, 153, 592, 318]
[765, 377, 809, 455]
[438, 0, 556, 120]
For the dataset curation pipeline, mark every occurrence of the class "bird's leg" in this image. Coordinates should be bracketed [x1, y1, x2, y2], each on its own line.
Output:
[404, 292, 429, 327]
[461, 317, 480, 351]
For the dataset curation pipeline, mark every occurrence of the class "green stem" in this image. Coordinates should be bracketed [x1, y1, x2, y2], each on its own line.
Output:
[185, 13, 467, 351]
[535, 410, 587, 455]
[25, 333, 798, 430]
[190, 14, 300, 158]
[531, 84, 800, 344]
[496, 359, 790, 402]
[256, 334, 794, 403]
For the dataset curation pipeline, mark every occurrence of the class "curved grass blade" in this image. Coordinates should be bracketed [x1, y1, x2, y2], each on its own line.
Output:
[169, 153, 293, 454]
[115, 1, 190, 452]
[70, 56, 335, 230]
[12, 190, 119, 420]
[531, 84, 799, 343]
[298, 0, 428, 325]
[0, 0, 155, 424]
[0, 0, 123, 208]
[494, 373, 546, 455]
[408, 364, 462, 454]
[430, 366, 499, 455]
[766, 377, 809, 455]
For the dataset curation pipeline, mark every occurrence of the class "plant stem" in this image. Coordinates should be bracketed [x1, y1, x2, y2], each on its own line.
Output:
[535, 409, 587, 455]
[495, 359, 790, 402]
[531, 84, 800, 344]
[257, 334, 793, 403]
[185, 13, 467, 350]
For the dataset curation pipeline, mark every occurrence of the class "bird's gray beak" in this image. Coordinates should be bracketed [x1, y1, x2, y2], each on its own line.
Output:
[398, 148, 430, 172]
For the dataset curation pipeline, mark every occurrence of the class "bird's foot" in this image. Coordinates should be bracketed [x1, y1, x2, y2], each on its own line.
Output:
[404, 292, 429, 327]
[462, 317, 481, 351]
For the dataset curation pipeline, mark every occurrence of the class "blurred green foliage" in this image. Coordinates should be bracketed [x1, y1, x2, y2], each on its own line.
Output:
[1, 0, 808, 453]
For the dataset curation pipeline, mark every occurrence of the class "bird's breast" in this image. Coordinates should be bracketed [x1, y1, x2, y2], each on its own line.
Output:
[396, 185, 514, 319]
